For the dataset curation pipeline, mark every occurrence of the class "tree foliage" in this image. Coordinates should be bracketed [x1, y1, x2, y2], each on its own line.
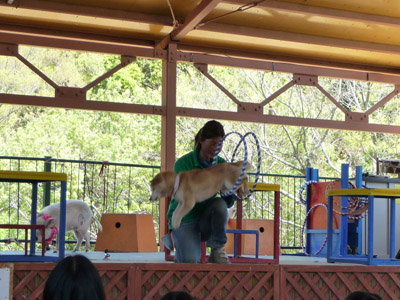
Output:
[1, 46, 400, 251]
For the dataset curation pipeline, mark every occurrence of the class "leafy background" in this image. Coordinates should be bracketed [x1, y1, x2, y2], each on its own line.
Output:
[1, 46, 400, 251]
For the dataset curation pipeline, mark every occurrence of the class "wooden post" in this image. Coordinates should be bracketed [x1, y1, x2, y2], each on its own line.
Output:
[159, 44, 177, 249]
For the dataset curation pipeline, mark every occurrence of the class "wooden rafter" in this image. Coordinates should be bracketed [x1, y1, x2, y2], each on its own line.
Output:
[199, 22, 400, 55]
[227, 0, 400, 27]
[1, 45, 400, 135]
[157, 0, 223, 50]
[0, 0, 172, 26]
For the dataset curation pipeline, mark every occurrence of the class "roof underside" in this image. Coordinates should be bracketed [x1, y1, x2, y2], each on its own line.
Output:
[2, 0, 400, 135]
[2, 0, 400, 75]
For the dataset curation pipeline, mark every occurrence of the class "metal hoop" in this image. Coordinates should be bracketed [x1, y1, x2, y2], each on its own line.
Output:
[301, 203, 328, 256]
[212, 131, 261, 199]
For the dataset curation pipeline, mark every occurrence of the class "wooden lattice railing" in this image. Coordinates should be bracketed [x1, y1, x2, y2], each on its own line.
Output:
[281, 265, 400, 300]
[13, 263, 278, 300]
[13, 263, 132, 300]
[137, 264, 278, 300]
[12, 263, 400, 299]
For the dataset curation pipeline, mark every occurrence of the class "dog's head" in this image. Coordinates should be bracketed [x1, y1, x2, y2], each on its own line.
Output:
[230, 161, 251, 198]
[231, 160, 252, 172]
[235, 175, 250, 198]
[150, 171, 177, 201]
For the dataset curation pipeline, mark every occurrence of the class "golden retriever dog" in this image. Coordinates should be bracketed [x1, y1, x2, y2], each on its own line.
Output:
[150, 161, 250, 229]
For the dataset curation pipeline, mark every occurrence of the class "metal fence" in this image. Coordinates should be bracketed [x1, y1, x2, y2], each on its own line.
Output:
[0, 156, 160, 251]
[0, 156, 334, 254]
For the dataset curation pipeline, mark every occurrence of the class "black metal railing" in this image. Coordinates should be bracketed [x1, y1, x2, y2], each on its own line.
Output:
[0, 156, 337, 253]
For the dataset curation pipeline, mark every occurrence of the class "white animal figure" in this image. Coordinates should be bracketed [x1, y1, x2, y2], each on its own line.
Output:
[36, 199, 102, 252]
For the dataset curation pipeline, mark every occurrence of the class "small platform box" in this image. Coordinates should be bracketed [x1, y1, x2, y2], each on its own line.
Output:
[308, 229, 340, 257]
[226, 219, 275, 256]
[95, 214, 157, 252]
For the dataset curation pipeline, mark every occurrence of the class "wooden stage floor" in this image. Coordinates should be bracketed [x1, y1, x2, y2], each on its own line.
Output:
[5, 250, 329, 264]
[8, 251, 400, 300]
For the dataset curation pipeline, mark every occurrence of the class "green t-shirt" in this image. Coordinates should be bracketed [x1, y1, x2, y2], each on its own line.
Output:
[167, 149, 226, 229]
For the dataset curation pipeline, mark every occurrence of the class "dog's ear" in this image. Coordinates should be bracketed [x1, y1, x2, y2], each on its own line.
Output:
[234, 161, 252, 172]
[150, 173, 160, 186]
[245, 163, 252, 172]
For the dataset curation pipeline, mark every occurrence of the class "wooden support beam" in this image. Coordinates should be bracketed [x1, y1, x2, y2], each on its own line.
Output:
[159, 44, 178, 248]
[157, 0, 222, 49]
[200, 22, 400, 55]
[227, 0, 400, 28]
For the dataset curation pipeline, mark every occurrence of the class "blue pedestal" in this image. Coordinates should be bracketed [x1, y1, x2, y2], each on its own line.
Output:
[0, 171, 67, 262]
[308, 229, 340, 257]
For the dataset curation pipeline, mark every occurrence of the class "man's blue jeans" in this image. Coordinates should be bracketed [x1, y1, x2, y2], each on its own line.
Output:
[172, 197, 228, 263]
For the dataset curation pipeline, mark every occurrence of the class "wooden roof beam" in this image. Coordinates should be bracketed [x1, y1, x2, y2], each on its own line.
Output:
[200, 22, 400, 55]
[157, 0, 222, 50]
[0, 0, 171, 26]
[179, 44, 400, 79]
[0, 25, 158, 56]
[177, 107, 400, 134]
[226, 0, 400, 27]
[365, 87, 400, 116]
[3, 23, 400, 84]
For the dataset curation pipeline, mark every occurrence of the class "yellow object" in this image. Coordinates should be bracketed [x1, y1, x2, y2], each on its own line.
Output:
[0, 170, 67, 182]
[396, 185, 400, 204]
[248, 182, 280, 192]
[327, 188, 400, 198]
[225, 182, 280, 256]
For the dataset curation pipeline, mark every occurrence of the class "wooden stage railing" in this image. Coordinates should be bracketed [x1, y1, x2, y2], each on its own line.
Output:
[12, 263, 278, 300]
[11, 262, 400, 299]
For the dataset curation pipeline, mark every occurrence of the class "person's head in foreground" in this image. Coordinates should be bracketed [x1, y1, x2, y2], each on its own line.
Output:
[43, 254, 106, 300]
[345, 291, 382, 300]
[161, 291, 195, 300]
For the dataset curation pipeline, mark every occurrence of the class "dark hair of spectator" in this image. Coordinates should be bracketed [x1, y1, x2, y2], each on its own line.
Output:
[345, 291, 382, 300]
[194, 120, 225, 149]
[161, 291, 195, 300]
[43, 255, 106, 300]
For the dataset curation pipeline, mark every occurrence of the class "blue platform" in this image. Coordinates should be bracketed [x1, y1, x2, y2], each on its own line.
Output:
[0, 170, 67, 262]
[327, 164, 400, 265]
